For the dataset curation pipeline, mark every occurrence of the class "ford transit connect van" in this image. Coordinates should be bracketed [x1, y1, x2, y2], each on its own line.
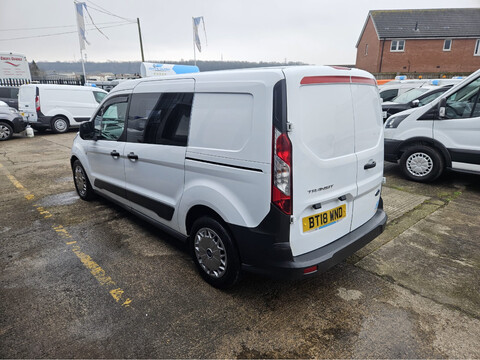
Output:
[19, 84, 107, 133]
[71, 66, 387, 288]
[384, 69, 480, 182]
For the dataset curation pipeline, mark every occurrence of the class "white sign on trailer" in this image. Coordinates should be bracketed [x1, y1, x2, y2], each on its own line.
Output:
[0, 52, 32, 82]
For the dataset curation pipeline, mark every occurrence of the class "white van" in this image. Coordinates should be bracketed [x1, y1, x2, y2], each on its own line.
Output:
[70, 66, 387, 288]
[384, 69, 480, 182]
[19, 84, 107, 133]
[378, 79, 462, 103]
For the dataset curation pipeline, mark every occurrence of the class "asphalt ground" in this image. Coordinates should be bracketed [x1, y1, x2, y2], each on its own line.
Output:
[1, 131, 479, 358]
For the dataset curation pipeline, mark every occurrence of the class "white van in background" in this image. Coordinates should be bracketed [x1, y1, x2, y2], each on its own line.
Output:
[71, 66, 387, 288]
[384, 69, 480, 182]
[379, 78, 463, 102]
[19, 84, 107, 133]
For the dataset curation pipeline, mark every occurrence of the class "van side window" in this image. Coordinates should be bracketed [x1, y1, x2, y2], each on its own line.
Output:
[127, 92, 193, 146]
[445, 78, 480, 119]
[93, 97, 128, 141]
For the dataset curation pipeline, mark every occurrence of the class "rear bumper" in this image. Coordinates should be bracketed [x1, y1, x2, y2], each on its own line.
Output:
[12, 116, 27, 133]
[232, 200, 387, 279]
[29, 114, 51, 130]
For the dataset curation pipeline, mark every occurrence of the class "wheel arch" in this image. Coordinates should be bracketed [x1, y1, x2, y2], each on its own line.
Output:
[0, 119, 14, 128]
[185, 205, 227, 236]
[398, 137, 452, 168]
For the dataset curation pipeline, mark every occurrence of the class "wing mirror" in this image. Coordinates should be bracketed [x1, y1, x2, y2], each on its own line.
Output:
[438, 97, 447, 119]
[79, 121, 96, 140]
[411, 99, 420, 108]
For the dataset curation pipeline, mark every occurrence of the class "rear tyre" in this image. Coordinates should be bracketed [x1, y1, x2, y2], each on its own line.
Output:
[51, 116, 69, 134]
[190, 217, 241, 289]
[0, 122, 13, 141]
[72, 160, 96, 201]
[400, 145, 444, 182]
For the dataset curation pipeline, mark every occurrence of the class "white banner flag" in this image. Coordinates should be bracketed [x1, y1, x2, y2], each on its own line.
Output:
[193, 16, 207, 52]
[75, 2, 90, 50]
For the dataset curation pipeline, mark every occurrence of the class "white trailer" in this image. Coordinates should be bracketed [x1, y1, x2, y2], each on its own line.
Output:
[0, 52, 31, 85]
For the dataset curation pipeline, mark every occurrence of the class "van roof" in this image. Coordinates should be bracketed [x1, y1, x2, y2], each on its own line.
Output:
[111, 65, 376, 93]
[23, 84, 107, 92]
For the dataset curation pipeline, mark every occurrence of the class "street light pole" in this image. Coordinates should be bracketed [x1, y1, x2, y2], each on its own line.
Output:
[137, 17, 145, 62]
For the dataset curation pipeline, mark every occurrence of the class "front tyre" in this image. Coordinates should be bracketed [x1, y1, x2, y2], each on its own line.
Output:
[191, 217, 241, 289]
[72, 160, 96, 200]
[400, 145, 444, 182]
[51, 116, 69, 134]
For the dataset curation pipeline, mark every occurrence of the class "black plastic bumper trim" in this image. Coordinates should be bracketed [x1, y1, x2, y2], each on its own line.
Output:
[236, 203, 387, 279]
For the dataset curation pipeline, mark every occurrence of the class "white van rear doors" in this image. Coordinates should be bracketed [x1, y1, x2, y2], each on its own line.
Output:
[123, 79, 195, 231]
[285, 68, 383, 257]
[18, 85, 37, 122]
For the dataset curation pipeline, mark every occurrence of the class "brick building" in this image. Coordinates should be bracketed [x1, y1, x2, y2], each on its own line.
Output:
[355, 8, 480, 74]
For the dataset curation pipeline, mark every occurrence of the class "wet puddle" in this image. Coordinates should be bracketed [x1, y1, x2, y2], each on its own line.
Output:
[38, 191, 79, 207]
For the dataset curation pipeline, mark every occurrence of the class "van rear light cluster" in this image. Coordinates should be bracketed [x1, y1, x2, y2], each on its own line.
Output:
[272, 127, 292, 215]
[35, 95, 41, 112]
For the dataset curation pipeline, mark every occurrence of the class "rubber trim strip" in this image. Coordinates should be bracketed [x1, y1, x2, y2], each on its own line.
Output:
[185, 157, 263, 173]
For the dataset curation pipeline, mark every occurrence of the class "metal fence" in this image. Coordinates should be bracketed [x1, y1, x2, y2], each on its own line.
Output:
[0, 76, 85, 87]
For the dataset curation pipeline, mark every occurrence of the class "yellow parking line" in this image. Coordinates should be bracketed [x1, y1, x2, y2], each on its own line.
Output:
[0, 163, 132, 308]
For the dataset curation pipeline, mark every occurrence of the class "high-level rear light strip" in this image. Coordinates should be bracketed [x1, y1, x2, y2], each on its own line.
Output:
[300, 76, 377, 86]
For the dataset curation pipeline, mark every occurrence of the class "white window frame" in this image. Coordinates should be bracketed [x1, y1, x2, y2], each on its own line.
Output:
[390, 40, 405, 52]
[443, 39, 452, 51]
[475, 39, 480, 56]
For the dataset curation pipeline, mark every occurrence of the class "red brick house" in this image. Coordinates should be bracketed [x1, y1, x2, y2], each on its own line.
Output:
[355, 8, 480, 74]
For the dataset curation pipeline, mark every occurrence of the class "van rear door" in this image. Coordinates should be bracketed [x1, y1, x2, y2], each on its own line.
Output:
[18, 85, 37, 122]
[350, 78, 384, 230]
[285, 68, 357, 256]
[284, 67, 382, 257]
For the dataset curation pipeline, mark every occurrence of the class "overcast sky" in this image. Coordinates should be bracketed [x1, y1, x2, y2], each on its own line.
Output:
[1, 0, 479, 65]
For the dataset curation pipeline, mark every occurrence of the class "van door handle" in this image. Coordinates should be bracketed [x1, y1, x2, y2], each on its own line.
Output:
[110, 150, 120, 158]
[127, 152, 138, 160]
[364, 160, 376, 170]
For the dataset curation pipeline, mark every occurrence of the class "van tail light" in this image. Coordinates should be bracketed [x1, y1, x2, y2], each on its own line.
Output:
[272, 127, 292, 215]
[35, 95, 40, 112]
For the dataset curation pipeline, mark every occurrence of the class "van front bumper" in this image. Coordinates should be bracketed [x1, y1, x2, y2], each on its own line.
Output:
[231, 202, 387, 279]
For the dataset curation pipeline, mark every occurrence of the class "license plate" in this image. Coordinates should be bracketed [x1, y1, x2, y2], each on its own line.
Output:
[302, 204, 346, 233]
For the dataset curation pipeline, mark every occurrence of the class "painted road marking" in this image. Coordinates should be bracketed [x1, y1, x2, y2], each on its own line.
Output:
[0, 163, 132, 308]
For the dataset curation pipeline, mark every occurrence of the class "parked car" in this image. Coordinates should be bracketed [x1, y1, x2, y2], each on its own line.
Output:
[18, 84, 107, 133]
[70, 66, 387, 288]
[0, 86, 19, 109]
[382, 85, 453, 120]
[384, 68, 480, 182]
[0, 100, 26, 141]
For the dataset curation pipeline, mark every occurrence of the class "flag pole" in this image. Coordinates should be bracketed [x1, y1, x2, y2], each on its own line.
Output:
[192, 17, 197, 66]
[80, 49, 86, 84]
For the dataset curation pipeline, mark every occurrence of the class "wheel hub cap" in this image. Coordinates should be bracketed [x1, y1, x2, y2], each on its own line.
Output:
[55, 120, 67, 131]
[194, 228, 227, 278]
[407, 153, 433, 176]
[0, 125, 11, 139]
[74, 166, 87, 196]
